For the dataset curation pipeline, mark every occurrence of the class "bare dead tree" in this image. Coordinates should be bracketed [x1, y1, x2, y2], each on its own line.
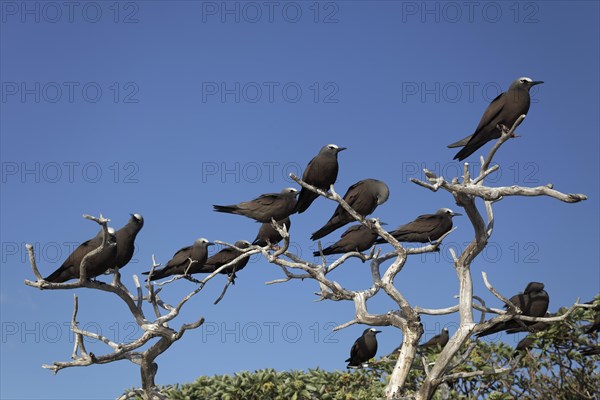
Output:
[23, 214, 255, 400]
[22, 117, 590, 400]
[258, 115, 589, 400]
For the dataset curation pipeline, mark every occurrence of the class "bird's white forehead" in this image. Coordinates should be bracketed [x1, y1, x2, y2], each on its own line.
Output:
[439, 208, 454, 213]
[133, 213, 143, 220]
[369, 328, 378, 332]
[285, 187, 298, 192]
[327, 144, 339, 149]
[196, 237, 209, 243]
[107, 227, 116, 234]
[517, 77, 533, 82]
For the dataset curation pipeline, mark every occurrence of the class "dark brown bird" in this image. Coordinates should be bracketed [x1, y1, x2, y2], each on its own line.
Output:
[583, 299, 600, 334]
[296, 144, 346, 214]
[45, 228, 117, 283]
[143, 238, 213, 281]
[346, 328, 381, 368]
[313, 219, 381, 256]
[477, 282, 549, 338]
[505, 313, 552, 334]
[375, 208, 460, 244]
[201, 240, 252, 282]
[114, 213, 144, 270]
[419, 328, 449, 349]
[514, 336, 536, 354]
[213, 188, 298, 223]
[449, 77, 544, 161]
[513, 316, 552, 355]
[585, 313, 600, 334]
[311, 179, 389, 240]
[252, 218, 291, 247]
[580, 345, 600, 356]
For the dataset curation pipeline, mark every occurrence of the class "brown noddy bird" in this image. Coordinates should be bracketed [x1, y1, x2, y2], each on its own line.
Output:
[514, 336, 536, 354]
[477, 282, 549, 338]
[346, 328, 381, 368]
[213, 188, 298, 223]
[513, 316, 552, 355]
[45, 227, 118, 283]
[313, 218, 382, 256]
[311, 179, 389, 240]
[143, 238, 213, 280]
[583, 299, 600, 334]
[296, 144, 346, 214]
[585, 313, 600, 334]
[580, 345, 600, 356]
[114, 213, 144, 270]
[449, 77, 544, 161]
[375, 208, 460, 244]
[201, 240, 252, 283]
[419, 328, 449, 349]
[252, 217, 291, 247]
[505, 312, 552, 334]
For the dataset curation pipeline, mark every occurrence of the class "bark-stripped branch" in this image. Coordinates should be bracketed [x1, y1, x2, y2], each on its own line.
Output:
[24, 214, 212, 400]
[410, 116, 587, 400]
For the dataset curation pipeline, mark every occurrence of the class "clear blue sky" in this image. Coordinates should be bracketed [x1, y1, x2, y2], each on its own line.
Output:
[1, 1, 598, 399]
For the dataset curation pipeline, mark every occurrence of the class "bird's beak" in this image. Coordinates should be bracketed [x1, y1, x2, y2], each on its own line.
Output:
[207, 242, 215, 246]
[130, 213, 135, 218]
[531, 80, 544, 86]
[379, 222, 388, 226]
[452, 212, 462, 217]
[375, 330, 382, 334]
[337, 147, 347, 152]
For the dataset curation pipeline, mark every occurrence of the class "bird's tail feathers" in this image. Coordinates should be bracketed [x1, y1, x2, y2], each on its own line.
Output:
[447, 134, 473, 148]
[311, 223, 337, 241]
[453, 142, 484, 161]
[44, 270, 66, 283]
[295, 190, 317, 214]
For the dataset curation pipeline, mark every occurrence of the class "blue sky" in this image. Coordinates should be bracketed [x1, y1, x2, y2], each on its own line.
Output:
[1, 1, 599, 398]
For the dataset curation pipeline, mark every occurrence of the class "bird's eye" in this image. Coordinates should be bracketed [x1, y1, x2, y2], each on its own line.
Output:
[520, 79, 527, 83]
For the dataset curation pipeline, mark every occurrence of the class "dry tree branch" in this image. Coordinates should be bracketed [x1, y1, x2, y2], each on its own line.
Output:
[436, 366, 513, 384]
[267, 175, 458, 396]
[482, 272, 522, 313]
[266, 148, 586, 400]
[413, 171, 587, 204]
[480, 115, 526, 175]
[406, 118, 588, 400]
[410, 117, 586, 207]
[24, 214, 215, 399]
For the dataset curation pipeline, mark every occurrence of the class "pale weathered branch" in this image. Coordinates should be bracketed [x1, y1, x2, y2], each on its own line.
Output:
[268, 175, 460, 399]
[413, 171, 587, 204]
[482, 272, 522, 313]
[480, 114, 526, 174]
[25, 214, 212, 400]
[436, 366, 513, 384]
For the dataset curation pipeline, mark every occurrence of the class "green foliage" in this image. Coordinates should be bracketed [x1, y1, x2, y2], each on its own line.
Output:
[157, 368, 387, 400]
[447, 300, 600, 399]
